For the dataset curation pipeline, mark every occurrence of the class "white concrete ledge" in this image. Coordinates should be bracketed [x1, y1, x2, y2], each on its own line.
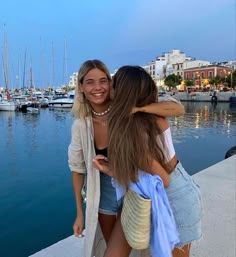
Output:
[191, 155, 236, 257]
[30, 155, 236, 257]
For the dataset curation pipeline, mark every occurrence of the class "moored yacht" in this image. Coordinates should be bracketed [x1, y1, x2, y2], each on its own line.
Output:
[0, 100, 18, 111]
[48, 96, 74, 109]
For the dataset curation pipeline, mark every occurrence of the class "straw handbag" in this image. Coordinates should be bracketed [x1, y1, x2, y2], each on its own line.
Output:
[121, 188, 151, 249]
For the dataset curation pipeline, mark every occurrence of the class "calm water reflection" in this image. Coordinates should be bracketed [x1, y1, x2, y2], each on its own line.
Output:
[170, 102, 235, 142]
[0, 102, 235, 257]
[168, 102, 236, 175]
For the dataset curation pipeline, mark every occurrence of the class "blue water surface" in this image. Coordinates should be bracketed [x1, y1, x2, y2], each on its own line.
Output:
[0, 102, 235, 257]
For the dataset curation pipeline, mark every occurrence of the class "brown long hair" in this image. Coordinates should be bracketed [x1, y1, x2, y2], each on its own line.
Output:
[108, 66, 168, 187]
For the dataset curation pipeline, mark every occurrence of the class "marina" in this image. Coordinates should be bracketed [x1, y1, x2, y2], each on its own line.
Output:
[0, 89, 75, 112]
[0, 89, 236, 113]
[0, 1, 235, 255]
[0, 102, 236, 257]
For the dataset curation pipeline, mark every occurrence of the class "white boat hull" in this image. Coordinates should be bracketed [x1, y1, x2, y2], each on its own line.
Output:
[49, 103, 73, 108]
[48, 98, 73, 108]
[27, 107, 40, 114]
[0, 102, 18, 111]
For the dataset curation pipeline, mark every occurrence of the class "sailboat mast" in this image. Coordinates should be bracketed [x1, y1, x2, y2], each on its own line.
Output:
[1, 53, 8, 89]
[22, 49, 27, 89]
[51, 41, 55, 88]
[29, 58, 34, 89]
[16, 56, 20, 89]
[62, 38, 68, 85]
[3, 31, 10, 90]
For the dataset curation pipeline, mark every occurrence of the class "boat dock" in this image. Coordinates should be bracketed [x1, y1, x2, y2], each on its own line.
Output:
[30, 155, 236, 257]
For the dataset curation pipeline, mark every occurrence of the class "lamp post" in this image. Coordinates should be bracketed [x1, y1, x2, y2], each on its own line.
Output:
[230, 71, 233, 89]
[198, 74, 201, 88]
[195, 71, 200, 88]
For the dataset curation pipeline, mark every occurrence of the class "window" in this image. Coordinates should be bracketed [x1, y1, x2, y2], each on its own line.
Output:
[208, 71, 213, 78]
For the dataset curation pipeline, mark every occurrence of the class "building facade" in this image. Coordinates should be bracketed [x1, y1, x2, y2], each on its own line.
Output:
[68, 72, 78, 89]
[184, 65, 233, 87]
[146, 49, 192, 87]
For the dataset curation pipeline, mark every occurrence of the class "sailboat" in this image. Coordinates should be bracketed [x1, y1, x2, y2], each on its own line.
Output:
[26, 60, 40, 114]
[48, 39, 73, 109]
[0, 31, 18, 111]
[0, 93, 18, 111]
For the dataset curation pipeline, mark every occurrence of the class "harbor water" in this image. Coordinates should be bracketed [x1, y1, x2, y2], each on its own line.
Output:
[0, 102, 236, 257]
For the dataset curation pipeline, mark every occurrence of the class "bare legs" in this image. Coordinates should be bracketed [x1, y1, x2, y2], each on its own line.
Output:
[99, 211, 191, 257]
[98, 213, 117, 243]
[103, 213, 132, 257]
[172, 244, 191, 257]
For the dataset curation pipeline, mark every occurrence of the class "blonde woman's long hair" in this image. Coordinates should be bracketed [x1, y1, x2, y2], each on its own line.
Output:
[108, 66, 168, 187]
[72, 59, 112, 119]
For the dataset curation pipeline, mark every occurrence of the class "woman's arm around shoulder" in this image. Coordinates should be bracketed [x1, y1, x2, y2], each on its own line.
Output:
[132, 95, 185, 117]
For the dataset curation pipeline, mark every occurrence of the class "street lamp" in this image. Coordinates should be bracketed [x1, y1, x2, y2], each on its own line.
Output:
[223, 69, 227, 83]
[228, 71, 233, 88]
[195, 72, 200, 87]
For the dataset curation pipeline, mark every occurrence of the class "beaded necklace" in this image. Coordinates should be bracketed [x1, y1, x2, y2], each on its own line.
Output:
[91, 105, 111, 116]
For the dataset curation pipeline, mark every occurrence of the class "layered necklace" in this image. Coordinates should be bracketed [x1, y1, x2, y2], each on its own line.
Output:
[92, 116, 108, 127]
[91, 105, 111, 126]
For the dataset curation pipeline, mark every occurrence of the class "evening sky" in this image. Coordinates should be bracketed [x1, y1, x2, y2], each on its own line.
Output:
[0, 0, 235, 88]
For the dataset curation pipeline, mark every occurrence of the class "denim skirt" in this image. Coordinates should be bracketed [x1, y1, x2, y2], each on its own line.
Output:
[99, 172, 120, 215]
[165, 161, 203, 246]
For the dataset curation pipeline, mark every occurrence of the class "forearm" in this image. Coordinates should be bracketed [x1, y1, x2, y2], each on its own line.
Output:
[139, 101, 185, 117]
[72, 172, 85, 215]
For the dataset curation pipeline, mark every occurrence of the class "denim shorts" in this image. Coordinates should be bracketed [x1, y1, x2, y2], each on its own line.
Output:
[165, 161, 203, 246]
[99, 172, 120, 215]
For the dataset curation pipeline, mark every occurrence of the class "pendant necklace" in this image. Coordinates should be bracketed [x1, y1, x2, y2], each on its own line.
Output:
[92, 116, 108, 127]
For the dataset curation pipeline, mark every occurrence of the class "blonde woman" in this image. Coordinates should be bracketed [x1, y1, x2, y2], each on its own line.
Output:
[68, 60, 185, 257]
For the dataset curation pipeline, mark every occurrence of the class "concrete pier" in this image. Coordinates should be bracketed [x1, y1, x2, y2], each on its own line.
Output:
[30, 155, 236, 257]
[170, 91, 235, 102]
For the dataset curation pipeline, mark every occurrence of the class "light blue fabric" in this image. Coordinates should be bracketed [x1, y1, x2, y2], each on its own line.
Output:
[114, 171, 179, 257]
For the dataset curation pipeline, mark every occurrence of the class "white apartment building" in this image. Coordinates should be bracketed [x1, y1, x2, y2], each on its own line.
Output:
[183, 60, 210, 69]
[145, 49, 219, 89]
[224, 60, 236, 71]
[146, 49, 192, 87]
[69, 72, 78, 89]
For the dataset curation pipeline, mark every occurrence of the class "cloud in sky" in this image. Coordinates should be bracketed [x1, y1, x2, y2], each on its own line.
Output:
[0, 0, 235, 88]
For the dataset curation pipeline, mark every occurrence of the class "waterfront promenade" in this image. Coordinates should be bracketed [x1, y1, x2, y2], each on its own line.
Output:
[30, 155, 236, 257]
[170, 91, 235, 102]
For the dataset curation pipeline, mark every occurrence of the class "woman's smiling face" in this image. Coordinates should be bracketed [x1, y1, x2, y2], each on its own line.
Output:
[80, 68, 111, 107]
